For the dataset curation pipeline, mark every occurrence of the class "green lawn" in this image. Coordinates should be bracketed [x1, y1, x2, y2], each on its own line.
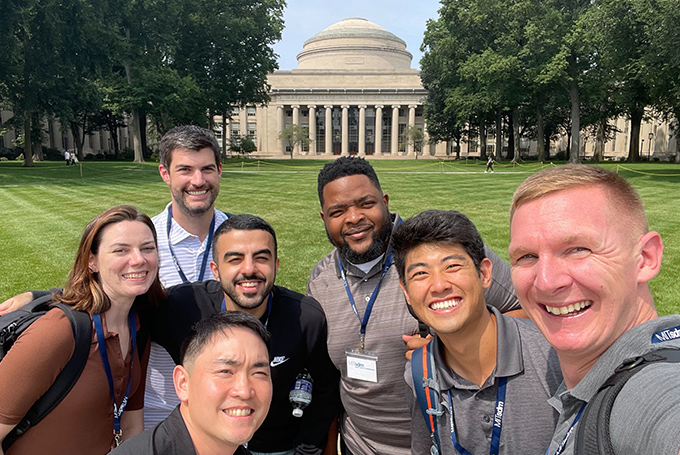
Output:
[1, 158, 679, 316]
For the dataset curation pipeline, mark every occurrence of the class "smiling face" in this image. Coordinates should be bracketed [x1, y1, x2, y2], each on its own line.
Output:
[175, 327, 272, 453]
[320, 174, 392, 264]
[88, 220, 159, 307]
[400, 242, 492, 336]
[210, 229, 279, 318]
[509, 185, 661, 369]
[159, 147, 222, 217]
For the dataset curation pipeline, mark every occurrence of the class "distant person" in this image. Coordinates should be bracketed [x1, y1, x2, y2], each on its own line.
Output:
[392, 209, 561, 455]
[110, 311, 273, 455]
[485, 155, 494, 173]
[64, 150, 70, 165]
[0, 205, 164, 454]
[509, 164, 680, 454]
[71, 153, 77, 165]
[307, 156, 521, 455]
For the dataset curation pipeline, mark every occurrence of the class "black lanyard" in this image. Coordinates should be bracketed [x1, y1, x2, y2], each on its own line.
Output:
[338, 252, 393, 352]
[222, 292, 273, 329]
[93, 311, 137, 447]
[166, 205, 215, 283]
[448, 376, 507, 455]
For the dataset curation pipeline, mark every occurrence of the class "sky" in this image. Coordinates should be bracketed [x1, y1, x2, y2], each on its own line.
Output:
[273, 0, 442, 71]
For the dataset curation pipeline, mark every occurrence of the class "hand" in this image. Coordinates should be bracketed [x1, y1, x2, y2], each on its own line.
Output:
[402, 334, 433, 361]
[0, 291, 33, 316]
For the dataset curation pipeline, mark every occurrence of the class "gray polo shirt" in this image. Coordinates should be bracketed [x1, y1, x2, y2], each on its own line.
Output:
[307, 213, 520, 455]
[545, 314, 680, 455]
[405, 306, 562, 455]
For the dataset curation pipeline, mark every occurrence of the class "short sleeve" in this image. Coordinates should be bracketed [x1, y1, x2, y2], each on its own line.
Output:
[0, 309, 75, 424]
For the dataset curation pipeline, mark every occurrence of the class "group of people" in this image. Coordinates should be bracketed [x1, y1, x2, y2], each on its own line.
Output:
[64, 151, 77, 166]
[0, 124, 678, 455]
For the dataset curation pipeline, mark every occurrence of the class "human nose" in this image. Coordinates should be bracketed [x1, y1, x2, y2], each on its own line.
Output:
[129, 249, 145, 266]
[190, 169, 205, 187]
[534, 255, 572, 294]
[430, 270, 451, 294]
[229, 372, 255, 399]
[345, 205, 365, 224]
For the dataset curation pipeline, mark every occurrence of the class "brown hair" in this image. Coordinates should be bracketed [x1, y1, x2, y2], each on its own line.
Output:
[56, 205, 165, 313]
[158, 125, 220, 169]
[510, 164, 648, 234]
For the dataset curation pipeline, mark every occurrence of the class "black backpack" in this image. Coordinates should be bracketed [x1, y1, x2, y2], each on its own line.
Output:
[575, 348, 680, 455]
[0, 294, 92, 450]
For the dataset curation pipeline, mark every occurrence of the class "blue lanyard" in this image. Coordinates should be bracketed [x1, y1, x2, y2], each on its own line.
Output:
[546, 402, 586, 455]
[222, 292, 273, 329]
[166, 206, 215, 283]
[448, 376, 507, 455]
[93, 311, 137, 446]
[337, 252, 393, 353]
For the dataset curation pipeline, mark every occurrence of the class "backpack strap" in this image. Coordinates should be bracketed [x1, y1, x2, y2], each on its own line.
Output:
[2, 304, 92, 450]
[575, 348, 680, 455]
[412, 342, 443, 454]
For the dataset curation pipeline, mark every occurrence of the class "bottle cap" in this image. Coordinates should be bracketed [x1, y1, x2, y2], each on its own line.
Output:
[292, 408, 304, 418]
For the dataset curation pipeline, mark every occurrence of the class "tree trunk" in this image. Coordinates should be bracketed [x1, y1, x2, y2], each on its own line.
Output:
[627, 107, 643, 163]
[495, 112, 503, 161]
[22, 114, 35, 167]
[222, 113, 228, 159]
[70, 122, 85, 160]
[512, 108, 520, 161]
[479, 118, 487, 160]
[456, 137, 461, 159]
[569, 80, 580, 163]
[507, 112, 515, 161]
[130, 110, 144, 162]
[537, 106, 545, 162]
[140, 113, 148, 159]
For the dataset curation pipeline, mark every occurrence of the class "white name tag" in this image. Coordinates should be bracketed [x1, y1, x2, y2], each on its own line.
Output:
[346, 349, 378, 383]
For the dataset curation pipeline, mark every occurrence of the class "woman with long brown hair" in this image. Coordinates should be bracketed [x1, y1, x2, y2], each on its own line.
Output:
[0, 205, 164, 454]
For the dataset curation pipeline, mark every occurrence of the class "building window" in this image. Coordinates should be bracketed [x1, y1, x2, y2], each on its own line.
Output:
[398, 124, 406, 153]
[399, 108, 405, 117]
[286, 109, 293, 117]
[302, 109, 309, 117]
[382, 110, 392, 153]
[231, 122, 240, 135]
[416, 107, 423, 117]
[247, 122, 257, 140]
[231, 107, 240, 116]
[247, 107, 256, 117]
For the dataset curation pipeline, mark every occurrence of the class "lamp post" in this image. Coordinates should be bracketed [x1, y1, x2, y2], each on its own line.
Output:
[641, 138, 644, 158]
[648, 132, 654, 160]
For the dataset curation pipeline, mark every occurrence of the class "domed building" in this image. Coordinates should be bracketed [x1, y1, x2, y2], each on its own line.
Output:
[223, 18, 449, 158]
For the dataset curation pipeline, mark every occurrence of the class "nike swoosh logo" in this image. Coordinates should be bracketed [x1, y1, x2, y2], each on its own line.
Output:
[270, 356, 289, 367]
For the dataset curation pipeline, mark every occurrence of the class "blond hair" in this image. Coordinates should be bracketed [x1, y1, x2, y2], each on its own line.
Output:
[510, 164, 648, 234]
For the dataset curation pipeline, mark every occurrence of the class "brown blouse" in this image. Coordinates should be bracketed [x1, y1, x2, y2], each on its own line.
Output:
[0, 308, 149, 454]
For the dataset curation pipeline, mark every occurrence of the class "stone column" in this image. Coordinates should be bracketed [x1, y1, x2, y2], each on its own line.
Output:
[391, 105, 400, 155]
[277, 105, 286, 156]
[341, 105, 349, 156]
[358, 105, 367, 156]
[308, 105, 316, 155]
[292, 105, 300, 156]
[324, 105, 333, 155]
[240, 108, 248, 137]
[407, 105, 417, 156]
[375, 105, 383, 155]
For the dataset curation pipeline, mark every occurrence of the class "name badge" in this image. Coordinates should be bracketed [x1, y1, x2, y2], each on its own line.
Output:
[346, 349, 378, 383]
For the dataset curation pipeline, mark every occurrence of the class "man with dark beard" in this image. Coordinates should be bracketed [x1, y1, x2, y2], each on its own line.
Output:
[307, 157, 521, 455]
[146, 214, 340, 455]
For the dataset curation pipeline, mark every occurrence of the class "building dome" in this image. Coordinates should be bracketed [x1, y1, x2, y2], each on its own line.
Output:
[296, 18, 413, 70]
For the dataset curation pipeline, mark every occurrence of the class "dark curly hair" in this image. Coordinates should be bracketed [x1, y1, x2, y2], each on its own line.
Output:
[317, 157, 382, 207]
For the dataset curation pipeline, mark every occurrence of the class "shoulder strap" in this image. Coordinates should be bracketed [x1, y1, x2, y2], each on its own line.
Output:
[412, 342, 443, 454]
[2, 304, 92, 451]
[575, 348, 680, 455]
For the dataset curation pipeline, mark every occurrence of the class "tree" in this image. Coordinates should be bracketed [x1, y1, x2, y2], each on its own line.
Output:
[278, 125, 311, 159]
[240, 136, 257, 155]
[400, 125, 425, 159]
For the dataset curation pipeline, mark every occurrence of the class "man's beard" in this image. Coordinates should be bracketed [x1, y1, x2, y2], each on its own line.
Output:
[172, 184, 218, 217]
[222, 274, 274, 311]
[335, 212, 393, 264]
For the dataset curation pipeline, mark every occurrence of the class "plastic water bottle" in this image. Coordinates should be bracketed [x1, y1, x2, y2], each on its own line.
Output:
[289, 370, 313, 417]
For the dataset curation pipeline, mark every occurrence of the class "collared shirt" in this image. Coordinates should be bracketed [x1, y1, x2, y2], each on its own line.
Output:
[307, 213, 520, 455]
[143, 203, 228, 429]
[405, 306, 562, 455]
[546, 314, 680, 455]
[110, 405, 251, 455]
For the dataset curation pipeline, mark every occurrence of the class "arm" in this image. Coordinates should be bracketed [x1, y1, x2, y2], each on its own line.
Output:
[402, 334, 432, 361]
[483, 245, 520, 313]
[0, 289, 60, 315]
[0, 422, 15, 454]
[120, 409, 144, 442]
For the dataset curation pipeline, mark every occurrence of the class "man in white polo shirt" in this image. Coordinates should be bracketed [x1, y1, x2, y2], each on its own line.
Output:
[146, 125, 229, 428]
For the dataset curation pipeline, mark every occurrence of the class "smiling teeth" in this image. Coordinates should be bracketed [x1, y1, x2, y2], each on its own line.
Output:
[240, 281, 259, 287]
[187, 190, 207, 195]
[430, 299, 459, 311]
[225, 408, 252, 417]
[123, 272, 147, 279]
[545, 301, 592, 316]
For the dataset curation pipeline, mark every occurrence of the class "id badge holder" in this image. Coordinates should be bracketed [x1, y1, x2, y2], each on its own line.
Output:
[345, 348, 378, 383]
